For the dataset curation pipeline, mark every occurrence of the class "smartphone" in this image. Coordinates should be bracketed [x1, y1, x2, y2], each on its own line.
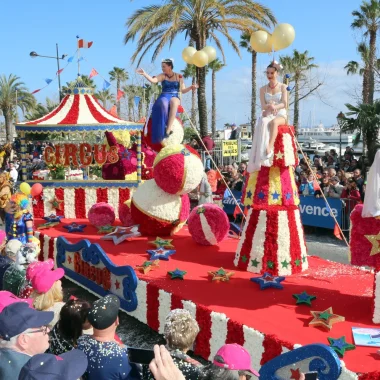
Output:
[304, 372, 318, 380]
[127, 347, 155, 365]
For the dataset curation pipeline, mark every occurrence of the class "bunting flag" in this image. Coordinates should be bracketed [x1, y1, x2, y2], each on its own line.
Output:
[117, 89, 125, 101]
[334, 223, 343, 240]
[45, 78, 53, 85]
[78, 39, 93, 49]
[89, 68, 98, 79]
[77, 57, 84, 63]
[109, 105, 118, 117]
[31, 89, 41, 94]
[67, 56, 74, 63]
[56, 69, 64, 75]
[103, 80, 111, 90]
[134, 96, 141, 108]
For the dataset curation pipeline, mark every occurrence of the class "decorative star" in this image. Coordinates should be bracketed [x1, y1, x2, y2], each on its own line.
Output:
[37, 222, 59, 230]
[258, 191, 265, 200]
[241, 255, 248, 263]
[246, 190, 253, 199]
[63, 222, 87, 233]
[327, 336, 355, 357]
[251, 259, 260, 267]
[115, 280, 120, 290]
[121, 148, 131, 160]
[97, 225, 114, 234]
[281, 260, 289, 268]
[293, 291, 316, 306]
[101, 225, 141, 245]
[32, 198, 38, 206]
[309, 307, 345, 331]
[302, 255, 307, 263]
[67, 255, 72, 264]
[285, 192, 292, 200]
[208, 267, 234, 282]
[272, 191, 280, 201]
[250, 272, 285, 290]
[364, 233, 380, 256]
[49, 196, 64, 210]
[197, 207, 206, 214]
[294, 259, 301, 266]
[41, 195, 46, 201]
[290, 368, 301, 380]
[180, 148, 190, 156]
[275, 151, 284, 160]
[168, 268, 187, 280]
[43, 214, 63, 223]
[267, 261, 274, 269]
[136, 260, 160, 274]
[147, 248, 176, 261]
[149, 237, 174, 249]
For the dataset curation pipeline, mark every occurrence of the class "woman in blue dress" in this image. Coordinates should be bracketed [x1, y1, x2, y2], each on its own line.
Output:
[137, 59, 198, 144]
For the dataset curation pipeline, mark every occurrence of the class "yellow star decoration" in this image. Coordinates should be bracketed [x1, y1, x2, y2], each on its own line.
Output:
[364, 233, 380, 256]
[37, 222, 59, 230]
[149, 237, 175, 249]
[49, 196, 64, 211]
[136, 260, 160, 274]
[275, 151, 284, 160]
[208, 267, 234, 282]
[309, 307, 345, 331]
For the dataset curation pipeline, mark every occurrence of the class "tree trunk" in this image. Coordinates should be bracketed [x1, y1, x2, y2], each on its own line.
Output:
[117, 79, 121, 115]
[4, 111, 13, 143]
[251, 50, 257, 135]
[191, 76, 197, 127]
[293, 77, 300, 135]
[211, 70, 216, 137]
[128, 97, 133, 121]
[368, 30, 376, 104]
[363, 66, 370, 104]
[195, 38, 208, 137]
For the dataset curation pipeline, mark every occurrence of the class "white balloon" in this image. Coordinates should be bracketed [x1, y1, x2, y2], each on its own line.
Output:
[202, 46, 217, 63]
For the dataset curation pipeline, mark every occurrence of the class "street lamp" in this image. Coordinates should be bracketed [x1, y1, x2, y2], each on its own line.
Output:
[29, 44, 67, 101]
[337, 111, 345, 159]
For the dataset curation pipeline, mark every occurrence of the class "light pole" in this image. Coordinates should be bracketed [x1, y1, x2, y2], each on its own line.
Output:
[30, 44, 67, 101]
[337, 111, 345, 159]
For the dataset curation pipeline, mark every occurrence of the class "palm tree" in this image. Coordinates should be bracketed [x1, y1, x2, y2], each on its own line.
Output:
[0, 75, 36, 142]
[351, 0, 380, 104]
[343, 101, 380, 165]
[25, 97, 58, 121]
[181, 64, 198, 127]
[109, 67, 129, 115]
[61, 75, 96, 94]
[280, 50, 318, 134]
[124, 0, 276, 137]
[240, 31, 258, 134]
[208, 59, 225, 136]
[94, 89, 115, 109]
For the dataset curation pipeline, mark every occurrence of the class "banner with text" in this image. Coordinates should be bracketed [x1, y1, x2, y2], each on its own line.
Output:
[222, 140, 238, 157]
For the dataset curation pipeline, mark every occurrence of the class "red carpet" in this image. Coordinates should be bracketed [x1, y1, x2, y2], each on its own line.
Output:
[37, 218, 379, 374]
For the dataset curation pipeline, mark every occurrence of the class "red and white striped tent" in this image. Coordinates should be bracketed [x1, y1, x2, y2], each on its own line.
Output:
[16, 81, 143, 133]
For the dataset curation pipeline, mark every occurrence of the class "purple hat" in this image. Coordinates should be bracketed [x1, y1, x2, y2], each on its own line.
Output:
[19, 349, 88, 380]
[214, 344, 259, 377]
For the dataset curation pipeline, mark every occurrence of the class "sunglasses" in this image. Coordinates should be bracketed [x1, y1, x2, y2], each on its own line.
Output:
[25, 326, 50, 336]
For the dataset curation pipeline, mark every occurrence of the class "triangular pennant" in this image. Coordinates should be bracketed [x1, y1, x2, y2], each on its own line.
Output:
[103, 80, 111, 90]
[67, 56, 74, 63]
[89, 68, 98, 79]
[31, 89, 41, 94]
[45, 78, 53, 85]
[117, 89, 125, 101]
[56, 69, 64, 75]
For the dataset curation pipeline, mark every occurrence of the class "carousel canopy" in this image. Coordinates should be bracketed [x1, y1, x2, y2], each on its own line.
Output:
[16, 81, 144, 134]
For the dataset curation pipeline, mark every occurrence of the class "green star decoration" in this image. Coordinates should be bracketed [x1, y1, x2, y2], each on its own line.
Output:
[293, 291, 316, 306]
[97, 225, 114, 234]
[302, 256, 307, 263]
[251, 259, 260, 267]
[168, 268, 187, 280]
[281, 260, 289, 268]
[197, 206, 205, 214]
[327, 336, 355, 357]
[319, 311, 333, 320]
[241, 255, 248, 263]
[294, 259, 301, 266]
[267, 261, 274, 269]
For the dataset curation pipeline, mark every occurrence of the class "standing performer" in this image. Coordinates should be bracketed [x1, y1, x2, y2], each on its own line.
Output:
[248, 61, 287, 173]
[137, 59, 198, 144]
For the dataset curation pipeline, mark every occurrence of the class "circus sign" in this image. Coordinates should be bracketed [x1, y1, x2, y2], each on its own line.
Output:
[43, 143, 119, 167]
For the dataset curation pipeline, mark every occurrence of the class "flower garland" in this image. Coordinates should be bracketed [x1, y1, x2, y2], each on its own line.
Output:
[147, 283, 160, 331]
[158, 289, 172, 334]
[373, 270, 380, 323]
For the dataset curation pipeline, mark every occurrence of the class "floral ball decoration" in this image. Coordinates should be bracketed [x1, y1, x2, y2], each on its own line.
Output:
[153, 144, 204, 195]
[88, 202, 115, 228]
[188, 204, 230, 245]
[119, 200, 135, 227]
[131, 179, 190, 236]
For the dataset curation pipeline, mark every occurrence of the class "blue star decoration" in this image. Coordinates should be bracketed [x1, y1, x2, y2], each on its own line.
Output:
[285, 192, 292, 200]
[258, 191, 265, 200]
[293, 291, 316, 306]
[63, 222, 87, 233]
[101, 225, 141, 245]
[121, 148, 131, 160]
[168, 268, 187, 280]
[250, 272, 285, 290]
[44, 214, 63, 223]
[327, 336, 355, 357]
[246, 190, 253, 199]
[147, 248, 176, 261]
[180, 148, 190, 156]
[272, 191, 280, 201]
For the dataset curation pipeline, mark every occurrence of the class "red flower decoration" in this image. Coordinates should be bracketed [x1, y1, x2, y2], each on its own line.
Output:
[177, 105, 184, 113]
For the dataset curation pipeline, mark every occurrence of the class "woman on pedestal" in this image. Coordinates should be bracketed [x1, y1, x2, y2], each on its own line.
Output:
[137, 59, 198, 144]
[248, 61, 288, 173]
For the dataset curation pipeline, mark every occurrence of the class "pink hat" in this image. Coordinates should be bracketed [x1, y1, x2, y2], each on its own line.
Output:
[26, 259, 64, 293]
[213, 344, 259, 377]
[0, 291, 34, 312]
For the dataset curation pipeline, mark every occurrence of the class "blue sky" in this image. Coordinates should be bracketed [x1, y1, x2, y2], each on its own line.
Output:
[0, 0, 365, 128]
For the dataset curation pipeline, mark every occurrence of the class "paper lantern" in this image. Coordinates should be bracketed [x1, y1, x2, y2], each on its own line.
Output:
[193, 50, 209, 68]
[250, 30, 273, 53]
[20, 182, 31, 196]
[188, 204, 229, 245]
[182, 46, 197, 64]
[131, 179, 190, 236]
[153, 144, 204, 195]
[88, 202, 115, 228]
[272, 23, 295, 51]
[119, 200, 135, 227]
[202, 46, 217, 63]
